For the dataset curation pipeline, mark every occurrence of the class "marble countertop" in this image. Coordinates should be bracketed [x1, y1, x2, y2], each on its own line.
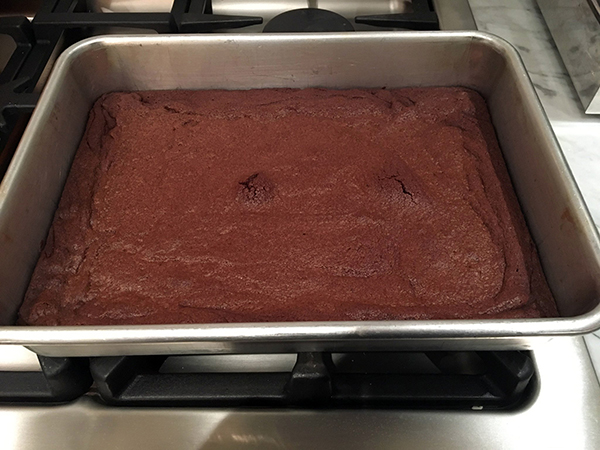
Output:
[469, 0, 600, 377]
[470, 0, 600, 227]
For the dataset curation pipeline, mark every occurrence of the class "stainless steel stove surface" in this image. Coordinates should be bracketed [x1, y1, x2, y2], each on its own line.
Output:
[1, 1, 600, 449]
[1, 338, 599, 450]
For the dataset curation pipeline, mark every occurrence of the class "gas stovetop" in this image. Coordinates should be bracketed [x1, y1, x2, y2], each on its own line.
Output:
[0, 1, 599, 449]
[1, 338, 599, 449]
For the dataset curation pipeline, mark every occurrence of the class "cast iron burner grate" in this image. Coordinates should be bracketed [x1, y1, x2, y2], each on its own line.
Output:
[0, 350, 537, 409]
[0, 356, 91, 404]
[263, 9, 355, 33]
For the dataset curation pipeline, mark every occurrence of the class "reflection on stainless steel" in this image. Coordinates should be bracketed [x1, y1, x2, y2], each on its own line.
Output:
[536, 0, 600, 114]
[0, 337, 599, 449]
[0, 33, 600, 356]
[89, 0, 173, 12]
[161, 353, 298, 373]
[0, 345, 40, 371]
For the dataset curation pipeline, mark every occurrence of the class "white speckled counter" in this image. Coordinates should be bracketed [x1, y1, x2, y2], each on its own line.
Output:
[469, 0, 600, 376]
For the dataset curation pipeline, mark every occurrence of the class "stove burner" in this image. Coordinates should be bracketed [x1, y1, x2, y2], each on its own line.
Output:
[263, 8, 354, 33]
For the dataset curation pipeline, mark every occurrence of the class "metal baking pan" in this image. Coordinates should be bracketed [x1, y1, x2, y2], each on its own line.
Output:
[1, 32, 600, 356]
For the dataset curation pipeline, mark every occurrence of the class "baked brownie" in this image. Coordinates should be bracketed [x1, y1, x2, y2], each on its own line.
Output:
[19, 88, 558, 325]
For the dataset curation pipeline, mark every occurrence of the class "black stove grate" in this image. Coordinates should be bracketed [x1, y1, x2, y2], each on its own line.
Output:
[88, 351, 535, 410]
[33, 0, 262, 33]
[0, 355, 92, 404]
[0, 351, 536, 408]
[0, 0, 262, 175]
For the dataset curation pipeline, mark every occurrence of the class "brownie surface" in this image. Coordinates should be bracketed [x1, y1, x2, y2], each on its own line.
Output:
[19, 88, 558, 325]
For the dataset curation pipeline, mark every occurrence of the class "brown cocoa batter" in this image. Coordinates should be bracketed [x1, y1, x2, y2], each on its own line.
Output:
[19, 88, 558, 325]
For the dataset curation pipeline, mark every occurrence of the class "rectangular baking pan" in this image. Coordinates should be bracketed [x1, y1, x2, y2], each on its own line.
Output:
[1, 32, 600, 356]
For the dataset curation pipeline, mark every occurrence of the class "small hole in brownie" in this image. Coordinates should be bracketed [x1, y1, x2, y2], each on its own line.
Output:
[237, 172, 275, 206]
